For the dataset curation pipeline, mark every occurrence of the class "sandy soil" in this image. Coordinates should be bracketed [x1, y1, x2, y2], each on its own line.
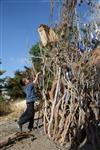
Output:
[0, 100, 99, 150]
[0, 117, 94, 150]
[0, 118, 65, 150]
[0, 100, 62, 150]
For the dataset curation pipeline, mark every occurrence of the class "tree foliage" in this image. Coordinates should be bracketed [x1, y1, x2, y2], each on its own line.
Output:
[5, 70, 25, 100]
[29, 43, 42, 72]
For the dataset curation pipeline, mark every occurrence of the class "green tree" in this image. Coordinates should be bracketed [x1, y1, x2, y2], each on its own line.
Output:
[0, 60, 6, 97]
[6, 70, 25, 100]
[29, 43, 42, 72]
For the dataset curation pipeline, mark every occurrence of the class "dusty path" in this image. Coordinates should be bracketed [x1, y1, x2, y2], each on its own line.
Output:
[0, 100, 96, 150]
[0, 119, 97, 150]
[0, 100, 61, 150]
[0, 119, 94, 150]
[0, 119, 62, 150]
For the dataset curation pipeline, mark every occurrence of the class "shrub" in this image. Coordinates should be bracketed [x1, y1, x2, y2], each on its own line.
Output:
[0, 96, 12, 116]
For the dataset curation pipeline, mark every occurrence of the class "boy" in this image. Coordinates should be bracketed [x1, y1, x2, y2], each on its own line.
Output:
[18, 72, 40, 132]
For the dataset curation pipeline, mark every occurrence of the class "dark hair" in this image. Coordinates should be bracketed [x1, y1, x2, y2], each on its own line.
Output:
[20, 79, 26, 86]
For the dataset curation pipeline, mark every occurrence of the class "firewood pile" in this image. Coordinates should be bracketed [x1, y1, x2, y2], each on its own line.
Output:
[39, 41, 100, 149]
[37, 0, 100, 149]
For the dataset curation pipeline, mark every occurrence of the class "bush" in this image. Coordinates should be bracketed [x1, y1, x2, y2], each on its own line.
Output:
[0, 96, 12, 116]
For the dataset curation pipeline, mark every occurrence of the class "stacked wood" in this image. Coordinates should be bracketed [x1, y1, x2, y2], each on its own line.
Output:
[38, 24, 59, 47]
[38, 24, 100, 150]
[40, 47, 100, 149]
[37, 0, 100, 149]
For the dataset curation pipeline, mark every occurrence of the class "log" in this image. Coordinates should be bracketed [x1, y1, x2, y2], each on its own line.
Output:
[0, 132, 34, 149]
[48, 77, 58, 101]
[47, 68, 61, 138]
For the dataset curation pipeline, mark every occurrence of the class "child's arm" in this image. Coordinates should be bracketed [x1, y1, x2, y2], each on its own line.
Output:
[33, 72, 41, 84]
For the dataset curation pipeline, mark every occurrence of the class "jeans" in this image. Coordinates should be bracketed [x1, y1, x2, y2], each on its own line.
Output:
[18, 102, 34, 129]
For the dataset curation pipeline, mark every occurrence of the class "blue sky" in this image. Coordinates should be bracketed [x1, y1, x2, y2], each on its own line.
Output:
[0, 0, 52, 77]
[0, 0, 99, 77]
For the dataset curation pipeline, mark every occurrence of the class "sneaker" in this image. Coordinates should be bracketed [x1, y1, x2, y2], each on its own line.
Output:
[17, 122, 22, 132]
[28, 128, 33, 132]
[28, 126, 33, 132]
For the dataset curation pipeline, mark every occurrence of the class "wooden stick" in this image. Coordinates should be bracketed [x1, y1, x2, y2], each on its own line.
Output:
[0, 132, 34, 149]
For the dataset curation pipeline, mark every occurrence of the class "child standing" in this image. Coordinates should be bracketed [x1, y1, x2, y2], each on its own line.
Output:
[18, 72, 40, 131]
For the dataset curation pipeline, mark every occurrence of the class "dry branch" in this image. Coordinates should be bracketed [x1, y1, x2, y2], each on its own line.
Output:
[0, 132, 34, 149]
[37, 0, 100, 149]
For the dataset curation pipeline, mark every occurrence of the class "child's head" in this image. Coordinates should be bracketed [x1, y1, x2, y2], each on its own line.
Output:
[20, 78, 30, 86]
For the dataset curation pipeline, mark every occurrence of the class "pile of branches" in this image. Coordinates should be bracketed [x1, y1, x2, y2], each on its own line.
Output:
[41, 47, 100, 149]
[37, 0, 100, 149]
[39, 41, 100, 149]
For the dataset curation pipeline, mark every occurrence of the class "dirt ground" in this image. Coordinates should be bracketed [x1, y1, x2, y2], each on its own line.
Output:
[0, 100, 98, 150]
[0, 101, 59, 150]
[0, 118, 63, 150]
[0, 100, 62, 150]
[0, 117, 96, 150]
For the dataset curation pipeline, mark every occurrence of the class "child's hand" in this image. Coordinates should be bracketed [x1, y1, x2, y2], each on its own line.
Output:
[33, 72, 41, 84]
[36, 72, 41, 76]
